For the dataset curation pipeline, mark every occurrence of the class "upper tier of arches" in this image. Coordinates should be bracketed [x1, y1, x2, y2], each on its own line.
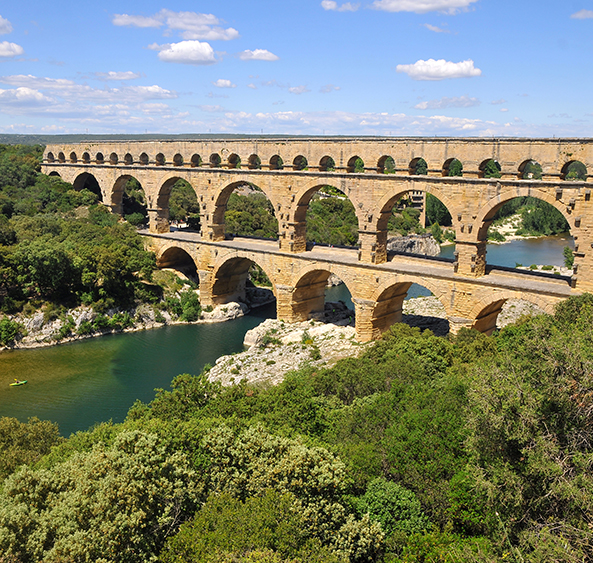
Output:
[45, 146, 592, 182]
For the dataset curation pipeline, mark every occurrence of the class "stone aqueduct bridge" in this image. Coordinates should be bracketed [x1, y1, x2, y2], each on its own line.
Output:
[42, 137, 593, 340]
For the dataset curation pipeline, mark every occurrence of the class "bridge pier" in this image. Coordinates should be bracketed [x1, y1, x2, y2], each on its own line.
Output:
[148, 208, 170, 234]
[454, 240, 487, 277]
[279, 223, 307, 253]
[358, 231, 387, 264]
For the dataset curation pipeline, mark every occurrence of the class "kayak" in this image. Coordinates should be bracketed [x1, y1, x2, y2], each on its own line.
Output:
[9, 380, 27, 386]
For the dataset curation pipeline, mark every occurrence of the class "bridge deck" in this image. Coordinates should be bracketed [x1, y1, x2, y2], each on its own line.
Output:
[143, 230, 573, 299]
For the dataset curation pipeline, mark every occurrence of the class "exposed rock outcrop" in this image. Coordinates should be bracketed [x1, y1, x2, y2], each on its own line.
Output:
[387, 234, 441, 256]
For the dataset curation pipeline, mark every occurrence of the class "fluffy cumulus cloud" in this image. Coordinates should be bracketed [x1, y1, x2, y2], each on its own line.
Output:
[112, 9, 238, 41]
[288, 85, 310, 94]
[0, 87, 52, 105]
[149, 41, 216, 65]
[213, 79, 236, 88]
[0, 15, 12, 35]
[397, 59, 481, 80]
[571, 9, 593, 19]
[239, 49, 279, 61]
[0, 41, 23, 58]
[424, 24, 449, 32]
[415, 95, 480, 109]
[372, 0, 478, 13]
[95, 71, 141, 81]
[321, 1, 360, 12]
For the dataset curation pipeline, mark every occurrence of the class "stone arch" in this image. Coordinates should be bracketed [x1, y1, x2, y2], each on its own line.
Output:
[82, 152, 90, 164]
[58, 152, 66, 163]
[95, 152, 104, 164]
[288, 266, 355, 322]
[561, 160, 588, 181]
[173, 153, 184, 167]
[48, 171, 61, 177]
[319, 155, 336, 172]
[46, 152, 55, 163]
[211, 180, 279, 240]
[442, 158, 463, 177]
[478, 158, 502, 178]
[293, 155, 308, 171]
[409, 157, 427, 176]
[518, 159, 542, 180]
[468, 293, 553, 335]
[139, 152, 149, 165]
[156, 153, 165, 166]
[209, 255, 276, 306]
[210, 153, 222, 168]
[347, 155, 364, 173]
[475, 188, 574, 242]
[190, 154, 202, 167]
[111, 174, 147, 224]
[270, 155, 284, 170]
[73, 172, 103, 201]
[156, 245, 198, 282]
[124, 153, 133, 165]
[377, 155, 396, 174]
[109, 152, 118, 165]
[228, 153, 241, 169]
[248, 154, 261, 170]
[69, 152, 77, 163]
[154, 175, 200, 233]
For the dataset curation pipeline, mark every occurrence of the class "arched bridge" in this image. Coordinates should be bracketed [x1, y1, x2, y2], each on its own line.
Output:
[42, 137, 593, 340]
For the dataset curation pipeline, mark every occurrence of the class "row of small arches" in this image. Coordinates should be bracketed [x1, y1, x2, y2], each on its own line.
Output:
[46, 151, 589, 181]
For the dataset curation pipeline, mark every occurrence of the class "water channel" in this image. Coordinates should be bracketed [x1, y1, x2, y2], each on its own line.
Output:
[0, 236, 573, 436]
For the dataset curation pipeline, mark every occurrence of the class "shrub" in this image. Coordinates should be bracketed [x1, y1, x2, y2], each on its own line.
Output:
[0, 318, 23, 346]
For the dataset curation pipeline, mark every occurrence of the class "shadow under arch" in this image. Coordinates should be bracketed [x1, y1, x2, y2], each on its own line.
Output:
[112, 174, 148, 225]
[369, 279, 450, 338]
[209, 255, 277, 310]
[212, 180, 279, 241]
[156, 245, 198, 283]
[73, 172, 103, 201]
[469, 294, 552, 335]
[293, 182, 360, 248]
[156, 175, 200, 232]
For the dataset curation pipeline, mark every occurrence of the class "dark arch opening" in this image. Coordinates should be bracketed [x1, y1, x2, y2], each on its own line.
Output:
[298, 185, 359, 248]
[48, 171, 60, 177]
[228, 154, 241, 169]
[46, 152, 55, 163]
[221, 183, 279, 240]
[157, 247, 198, 283]
[442, 158, 463, 177]
[347, 156, 364, 173]
[518, 160, 542, 180]
[165, 179, 200, 232]
[248, 154, 261, 169]
[377, 155, 396, 174]
[293, 155, 308, 171]
[69, 152, 77, 163]
[481, 196, 574, 275]
[124, 153, 133, 165]
[561, 160, 587, 181]
[95, 153, 104, 164]
[73, 172, 103, 202]
[113, 175, 148, 227]
[57, 152, 66, 163]
[173, 153, 184, 167]
[140, 153, 149, 165]
[409, 157, 427, 176]
[472, 297, 546, 335]
[270, 155, 284, 170]
[479, 158, 501, 178]
[156, 153, 165, 166]
[210, 153, 222, 168]
[319, 156, 335, 172]
[82, 152, 90, 164]
[109, 152, 118, 165]
[190, 154, 202, 167]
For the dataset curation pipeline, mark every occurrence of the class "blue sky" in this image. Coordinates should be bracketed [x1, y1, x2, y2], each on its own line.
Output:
[0, 0, 592, 136]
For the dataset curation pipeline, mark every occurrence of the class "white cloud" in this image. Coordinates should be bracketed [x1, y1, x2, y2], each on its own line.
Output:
[0, 87, 51, 105]
[0, 16, 13, 35]
[95, 71, 141, 81]
[321, 1, 360, 11]
[424, 24, 449, 32]
[150, 41, 216, 65]
[0, 41, 23, 58]
[247, 83, 257, 89]
[500, 108, 509, 112]
[396, 59, 481, 80]
[571, 9, 593, 19]
[491, 98, 506, 105]
[213, 79, 236, 88]
[288, 85, 310, 94]
[113, 10, 239, 40]
[415, 95, 479, 109]
[239, 49, 279, 61]
[320, 84, 341, 93]
[372, 0, 478, 13]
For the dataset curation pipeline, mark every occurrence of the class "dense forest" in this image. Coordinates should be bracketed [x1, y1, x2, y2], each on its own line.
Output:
[1, 294, 593, 562]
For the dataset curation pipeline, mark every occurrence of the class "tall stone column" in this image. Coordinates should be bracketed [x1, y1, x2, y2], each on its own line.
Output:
[352, 297, 380, 342]
[275, 284, 298, 322]
[147, 208, 170, 234]
[358, 230, 387, 264]
[454, 240, 487, 277]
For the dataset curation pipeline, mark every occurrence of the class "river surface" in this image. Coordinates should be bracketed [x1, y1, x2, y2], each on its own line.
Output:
[0, 236, 572, 436]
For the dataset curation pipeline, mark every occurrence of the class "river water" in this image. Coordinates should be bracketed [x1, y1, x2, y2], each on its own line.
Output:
[0, 236, 573, 436]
